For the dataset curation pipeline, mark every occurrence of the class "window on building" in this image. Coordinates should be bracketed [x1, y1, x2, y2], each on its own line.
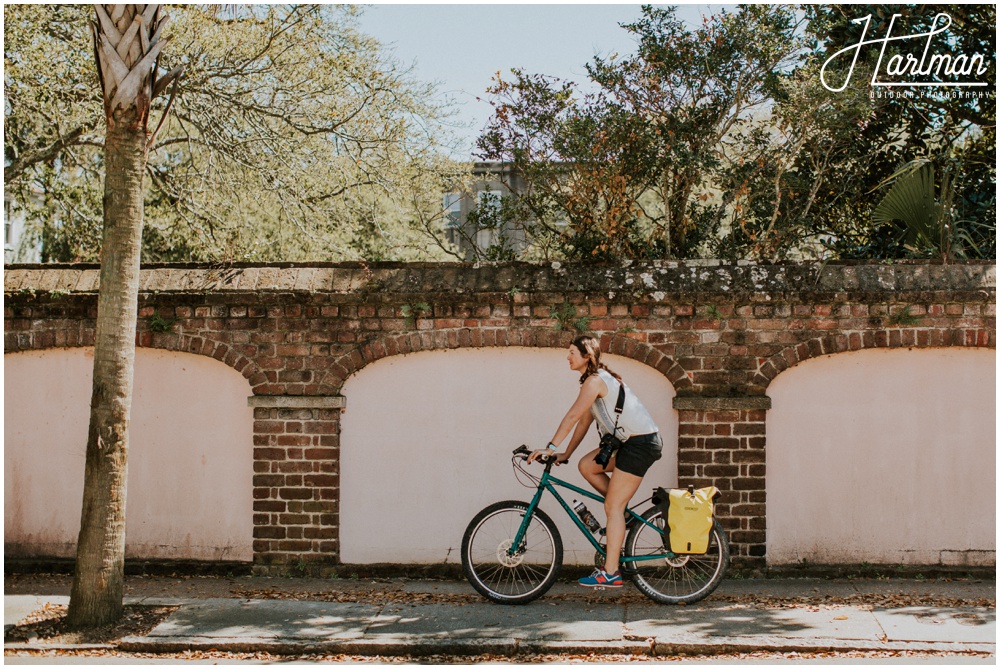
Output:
[475, 190, 504, 249]
[476, 228, 494, 248]
[442, 193, 462, 229]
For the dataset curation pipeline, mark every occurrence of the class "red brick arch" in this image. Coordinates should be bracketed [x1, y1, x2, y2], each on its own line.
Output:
[751, 326, 994, 391]
[319, 327, 692, 394]
[138, 331, 267, 392]
[7, 332, 265, 394]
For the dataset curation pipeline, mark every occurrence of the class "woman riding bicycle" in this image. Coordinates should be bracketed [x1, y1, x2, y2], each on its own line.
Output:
[528, 335, 662, 589]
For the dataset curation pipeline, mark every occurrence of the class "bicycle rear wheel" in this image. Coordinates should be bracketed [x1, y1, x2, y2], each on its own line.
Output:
[624, 509, 729, 604]
[461, 500, 562, 604]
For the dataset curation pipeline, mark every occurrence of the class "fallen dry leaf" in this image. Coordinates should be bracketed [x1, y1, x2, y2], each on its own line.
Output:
[5, 605, 176, 646]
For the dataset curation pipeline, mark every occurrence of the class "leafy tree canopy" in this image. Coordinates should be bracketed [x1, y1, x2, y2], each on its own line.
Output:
[474, 4, 995, 262]
[5, 4, 466, 263]
[802, 4, 995, 259]
[476, 4, 806, 261]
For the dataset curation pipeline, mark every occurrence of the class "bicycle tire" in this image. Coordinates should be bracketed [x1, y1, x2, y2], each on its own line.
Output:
[624, 509, 729, 604]
[461, 500, 562, 605]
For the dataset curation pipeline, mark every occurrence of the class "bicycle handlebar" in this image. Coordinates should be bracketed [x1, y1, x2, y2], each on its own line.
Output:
[513, 444, 555, 465]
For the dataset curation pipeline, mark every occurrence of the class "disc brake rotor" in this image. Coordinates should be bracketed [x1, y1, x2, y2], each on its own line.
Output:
[497, 539, 524, 567]
[665, 553, 690, 568]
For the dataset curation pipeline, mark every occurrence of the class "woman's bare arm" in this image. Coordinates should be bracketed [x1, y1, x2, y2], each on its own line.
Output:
[527, 375, 606, 465]
[562, 412, 594, 459]
[549, 375, 604, 445]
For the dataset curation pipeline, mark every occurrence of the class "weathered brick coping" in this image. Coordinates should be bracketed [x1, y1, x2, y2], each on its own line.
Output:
[5, 261, 995, 296]
[248, 396, 346, 409]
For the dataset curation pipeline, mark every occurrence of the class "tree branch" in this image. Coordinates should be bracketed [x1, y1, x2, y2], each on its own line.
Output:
[5, 125, 93, 184]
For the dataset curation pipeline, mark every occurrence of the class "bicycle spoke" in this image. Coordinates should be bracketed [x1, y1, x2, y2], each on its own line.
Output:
[462, 503, 561, 602]
[625, 511, 728, 604]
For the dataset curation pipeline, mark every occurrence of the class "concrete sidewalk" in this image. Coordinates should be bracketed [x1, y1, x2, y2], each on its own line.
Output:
[4, 577, 995, 657]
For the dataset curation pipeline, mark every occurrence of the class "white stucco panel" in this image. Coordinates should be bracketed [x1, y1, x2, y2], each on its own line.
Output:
[766, 347, 995, 566]
[339, 347, 678, 564]
[4, 348, 254, 561]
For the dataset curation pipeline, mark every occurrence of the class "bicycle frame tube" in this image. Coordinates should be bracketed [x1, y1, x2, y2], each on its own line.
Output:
[509, 469, 667, 563]
[542, 473, 606, 553]
[510, 471, 603, 554]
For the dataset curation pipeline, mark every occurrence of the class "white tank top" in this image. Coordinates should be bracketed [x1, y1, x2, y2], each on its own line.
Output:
[590, 369, 659, 440]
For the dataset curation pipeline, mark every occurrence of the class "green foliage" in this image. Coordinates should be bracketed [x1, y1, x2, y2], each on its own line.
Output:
[573, 317, 593, 334]
[477, 5, 807, 261]
[552, 301, 590, 333]
[589, 4, 805, 259]
[476, 4, 995, 262]
[401, 302, 431, 328]
[4, 4, 466, 263]
[704, 305, 723, 320]
[714, 58, 879, 261]
[551, 301, 575, 331]
[873, 158, 986, 260]
[148, 312, 178, 333]
[803, 5, 995, 260]
[286, 558, 308, 578]
[886, 305, 919, 327]
[873, 162, 942, 253]
[6, 5, 994, 264]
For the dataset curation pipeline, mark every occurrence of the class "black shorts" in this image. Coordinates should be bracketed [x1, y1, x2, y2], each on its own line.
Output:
[614, 432, 663, 477]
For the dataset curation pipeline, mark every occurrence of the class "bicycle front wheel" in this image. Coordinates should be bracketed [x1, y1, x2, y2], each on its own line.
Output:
[461, 500, 562, 604]
[625, 509, 729, 605]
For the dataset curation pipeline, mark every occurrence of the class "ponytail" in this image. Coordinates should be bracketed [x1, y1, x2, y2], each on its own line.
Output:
[598, 361, 622, 383]
[572, 335, 622, 385]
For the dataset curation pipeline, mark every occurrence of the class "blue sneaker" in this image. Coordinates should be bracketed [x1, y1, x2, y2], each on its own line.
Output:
[578, 568, 623, 589]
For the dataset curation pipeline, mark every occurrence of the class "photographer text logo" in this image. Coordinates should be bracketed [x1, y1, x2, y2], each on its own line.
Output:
[821, 13, 991, 92]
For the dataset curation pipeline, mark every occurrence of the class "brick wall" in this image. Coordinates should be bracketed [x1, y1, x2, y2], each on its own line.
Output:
[249, 396, 344, 567]
[4, 260, 995, 569]
[674, 398, 770, 561]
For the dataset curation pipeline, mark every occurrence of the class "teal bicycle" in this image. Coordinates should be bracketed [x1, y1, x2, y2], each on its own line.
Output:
[461, 445, 730, 605]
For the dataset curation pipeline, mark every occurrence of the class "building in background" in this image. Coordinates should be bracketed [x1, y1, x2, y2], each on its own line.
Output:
[442, 162, 530, 260]
[4, 192, 41, 264]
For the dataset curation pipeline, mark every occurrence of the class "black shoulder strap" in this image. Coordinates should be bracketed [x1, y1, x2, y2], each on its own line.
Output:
[609, 380, 626, 436]
[613, 382, 625, 415]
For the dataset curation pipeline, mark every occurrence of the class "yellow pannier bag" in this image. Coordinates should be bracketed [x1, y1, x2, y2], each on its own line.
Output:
[654, 486, 720, 555]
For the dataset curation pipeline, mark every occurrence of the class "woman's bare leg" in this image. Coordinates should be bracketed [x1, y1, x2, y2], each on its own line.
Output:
[602, 468, 643, 575]
[578, 447, 614, 496]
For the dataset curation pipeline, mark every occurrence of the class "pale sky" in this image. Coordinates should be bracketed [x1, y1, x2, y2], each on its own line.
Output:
[356, 4, 732, 158]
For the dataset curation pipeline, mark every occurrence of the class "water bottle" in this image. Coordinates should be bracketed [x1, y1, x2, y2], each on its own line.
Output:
[572, 499, 601, 534]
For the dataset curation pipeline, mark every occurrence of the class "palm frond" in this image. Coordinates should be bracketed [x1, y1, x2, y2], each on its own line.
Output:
[870, 157, 932, 192]
[872, 162, 939, 248]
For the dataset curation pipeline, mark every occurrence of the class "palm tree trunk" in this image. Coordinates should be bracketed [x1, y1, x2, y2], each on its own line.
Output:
[65, 3, 179, 628]
[66, 105, 149, 628]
